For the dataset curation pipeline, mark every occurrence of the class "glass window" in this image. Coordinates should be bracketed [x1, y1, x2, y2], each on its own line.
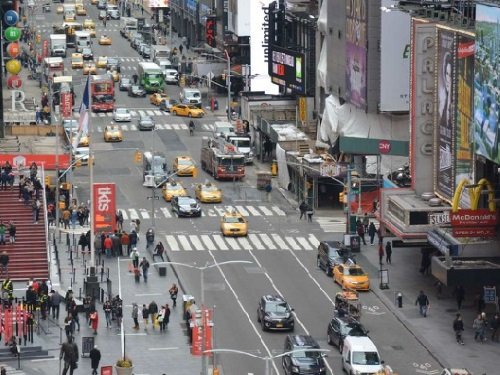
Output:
[352, 351, 380, 365]
[347, 267, 365, 276]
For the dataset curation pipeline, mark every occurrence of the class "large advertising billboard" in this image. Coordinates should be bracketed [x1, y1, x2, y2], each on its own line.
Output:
[345, 0, 367, 109]
[148, 0, 169, 8]
[380, 0, 410, 112]
[269, 45, 306, 94]
[435, 29, 456, 201]
[455, 34, 474, 208]
[93, 183, 116, 234]
[474, 4, 500, 164]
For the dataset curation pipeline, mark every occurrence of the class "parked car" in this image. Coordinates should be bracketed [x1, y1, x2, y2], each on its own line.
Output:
[128, 85, 146, 97]
[119, 77, 132, 91]
[131, 36, 143, 50]
[141, 45, 151, 58]
[317, 241, 350, 276]
[108, 9, 120, 19]
[171, 196, 202, 217]
[282, 335, 326, 375]
[327, 315, 368, 353]
[256, 295, 294, 332]
[138, 114, 155, 130]
[97, 0, 107, 9]
[98, 10, 109, 20]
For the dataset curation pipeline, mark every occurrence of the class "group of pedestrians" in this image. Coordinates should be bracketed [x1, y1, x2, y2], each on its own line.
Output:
[131, 300, 172, 332]
[60, 200, 90, 229]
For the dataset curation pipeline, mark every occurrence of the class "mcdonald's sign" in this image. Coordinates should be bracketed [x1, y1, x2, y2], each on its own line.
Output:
[451, 178, 498, 237]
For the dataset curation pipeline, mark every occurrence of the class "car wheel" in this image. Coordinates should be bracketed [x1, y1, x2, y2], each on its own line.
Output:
[172, 111, 177, 116]
[326, 265, 333, 277]
[261, 320, 267, 332]
[327, 333, 332, 345]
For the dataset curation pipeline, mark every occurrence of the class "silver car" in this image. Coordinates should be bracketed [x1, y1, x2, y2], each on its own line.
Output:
[138, 114, 155, 130]
[113, 108, 132, 122]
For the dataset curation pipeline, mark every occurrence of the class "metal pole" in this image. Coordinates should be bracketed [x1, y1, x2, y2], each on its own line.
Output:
[357, 176, 362, 215]
[54, 79, 61, 236]
[212, 304, 216, 372]
[226, 50, 231, 120]
[88, 78, 95, 267]
[346, 167, 351, 234]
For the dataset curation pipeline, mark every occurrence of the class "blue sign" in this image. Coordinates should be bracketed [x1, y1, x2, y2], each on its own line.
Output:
[484, 287, 497, 304]
[4, 10, 19, 26]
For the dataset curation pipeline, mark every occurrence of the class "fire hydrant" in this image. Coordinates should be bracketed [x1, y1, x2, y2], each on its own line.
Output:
[271, 160, 278, 176]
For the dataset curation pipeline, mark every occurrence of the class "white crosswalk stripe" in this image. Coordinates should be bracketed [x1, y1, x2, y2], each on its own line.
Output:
[116, 205, 290, 220]
[161, 233, 318, 252]
[156, 124, 165, 130]
[154, 110, 164, 116]
[314, 216, 347, 233]
[146, 110, 156, 116]
[271, 206, 286, 216]
[172, 124, 180, 130]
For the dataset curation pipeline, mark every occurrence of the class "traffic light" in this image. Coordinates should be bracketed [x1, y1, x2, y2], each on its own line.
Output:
[134, 150, 142, 163]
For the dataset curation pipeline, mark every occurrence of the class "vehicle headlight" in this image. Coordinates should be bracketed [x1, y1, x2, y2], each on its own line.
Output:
[263, 315, 272, 321]
[319, 367, 326, 372]
[291, 365, 300, 373]
[249, 151, 254, 157]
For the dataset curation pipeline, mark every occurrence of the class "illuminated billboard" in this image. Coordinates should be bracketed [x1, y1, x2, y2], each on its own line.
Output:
[435, 28, 456, 201]
[268, 45, 306, 94]
[345, 0, 367, 109]
[474, 3, 500, 164]
[148, 0, 169, 8]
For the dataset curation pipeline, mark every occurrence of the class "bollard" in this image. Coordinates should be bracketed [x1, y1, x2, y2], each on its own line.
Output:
[72, 268, 76, 284]
[106, 268, 110, 279]
[66, 233, 70, 246]
[100, 267, 104, 283]
[79, 288, 82, 300]
[69, 248, 73, 262]
[397, 292, 403, 308]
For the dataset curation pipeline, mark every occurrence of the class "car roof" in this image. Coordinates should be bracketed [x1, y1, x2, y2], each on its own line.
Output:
[287, 335, 320, 348]
[343, 336, 377, 351]
[331, 315, 360, 325]
[262, 295, 286, 303]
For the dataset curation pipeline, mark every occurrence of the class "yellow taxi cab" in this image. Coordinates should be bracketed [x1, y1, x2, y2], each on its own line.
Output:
[96, 56, 107, 68]
[76, 5, 87, 16]
[162, 181, 188, 202]
[150, 92, 168, 106]
[194, 182, 222, 203]
[57, 5, 64, 14]
[83, 63, 97, 75]
[333, 263, 370, 291]
[79, 134, 90, 147]
[83, 19, 96, 37]
[109, 69, 120, 82]
[99, 35, 112, 45]
[171, 104, 205, 118]
[71, 53, 84, 69]
[173, 156, 196, 177]
[103, 124, 123, 142]
[220, 210, 248, 237]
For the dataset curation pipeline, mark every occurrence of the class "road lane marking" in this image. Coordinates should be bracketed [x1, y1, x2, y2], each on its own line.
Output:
[258, 206, 273, 216]
[246, 206, 261, 216]
[172, 124, 180, 130]
[285, 236, 301, 250]
[271, 234, 288, 250]
[212, 235, 228, 250]
[234, 205, 249, 216]
[130, 124, 138, 131]
[178, 235, 192, 251]
[271, 206, 286, 216]
[165, 235, 180, 251]
[224, 237, 240, 250]
[190, 235, 204, 251]
[138, 209, 150, 219]
[201, 235, 217, 250]
[296, 236, 313, 250]
[129, 209, 139, 220]
[120, 210, 129, 220]
[308, 234, 320, 247]
[159, 207, 172, 218]
[248, 234, 265, 250]
[259, 233, 276, 250]
[214, 206, 227, 216]
[237, 236, 253, 250]
[155, 124, 165, 130]
[179, 123, 188, 129]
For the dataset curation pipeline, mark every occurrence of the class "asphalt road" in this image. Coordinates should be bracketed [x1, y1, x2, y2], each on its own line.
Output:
[35, 3, 444, 375]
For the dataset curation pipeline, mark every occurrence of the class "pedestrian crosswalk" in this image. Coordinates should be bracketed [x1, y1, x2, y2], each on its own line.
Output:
[93, 122, 217, 132]
[119, 205, 287, 220]
[314, 216, 347, 233]
[162, 232, 320, 252]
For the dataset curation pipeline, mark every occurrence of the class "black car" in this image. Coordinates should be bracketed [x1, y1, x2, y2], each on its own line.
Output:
[106, 57, 121, 72]
[97, 0, 107, 9]
[282, 335, 326, 375]
[128, 85, 146, 97]
[257, 295, 294, 331]
[327, 315, 368, 353]
[82, 47, 94, 61]
[137, 114, 155, 130]
[317, 241, 350, 276]
[171, 196, 202, 217]
[141, 45, 151, 59]
[119, 77, 132, 91]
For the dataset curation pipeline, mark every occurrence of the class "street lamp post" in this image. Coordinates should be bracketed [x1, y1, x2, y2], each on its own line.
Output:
[204, 348, 330, 375]
[202, 51, 231, 120]
[152, 260, 253, 375]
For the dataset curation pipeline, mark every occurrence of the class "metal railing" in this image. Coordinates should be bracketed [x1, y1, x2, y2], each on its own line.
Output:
[41, 165, 52, 279]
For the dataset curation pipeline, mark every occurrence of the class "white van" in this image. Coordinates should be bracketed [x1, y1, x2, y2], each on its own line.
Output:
[342, 336, 383, 374]
[180, 88, 202, 108]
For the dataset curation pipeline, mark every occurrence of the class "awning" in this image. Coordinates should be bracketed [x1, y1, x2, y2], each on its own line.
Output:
[317, 39, 327, 90]
[317, 0, 328, 35]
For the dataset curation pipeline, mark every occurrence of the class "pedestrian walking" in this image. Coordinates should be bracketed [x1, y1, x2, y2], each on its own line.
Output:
[378, 243, 384, 265]
[60, 337, 79, 375]
[132, 302, 139, 329]
[368, 222, 376, 245]
[153, 241, 165, 261]
[130, 247, 140, 268]
[0, 251, 9, 276]
[158, 305, 166, 331]
[356, 219, 366, 245]
[139, 257, 150, 282]
[32, 198, 41, 224]
[299, 200, 307, 220]
[473, 313, 487, 343]
[142, 304, 150, 330]
[149, 300, 158, 328]
[306, 206, 314, 222]
[163, 304, 171, 329]
[8, 221, 16, 243]
[362, 213, 369, 233]
[169, 283, 178, 307]
[434, 280, 443, 299]
[0, 222, 6, 245]
[50, 290, 61, 319]
[104, 300, 112, 328]
[89, 310, 99, 335]
[490, 313, 500, 342]
[179, 44, 183, 55]
[132, 74, 138, 85]
[453, 313, 465, 345]
[385, 241, 392, 264]
[89, 345, 101, 375]
[454, 285, 465, 310]
[415, 290, 430, 317]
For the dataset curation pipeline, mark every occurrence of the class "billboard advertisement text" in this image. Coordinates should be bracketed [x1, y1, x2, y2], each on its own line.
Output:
[474, 4, 500, 163]
[269, 45, 305, 94]
[345, 0, 367, 109]
[92, 183, 116, 234]
[435, 29, 455, 201]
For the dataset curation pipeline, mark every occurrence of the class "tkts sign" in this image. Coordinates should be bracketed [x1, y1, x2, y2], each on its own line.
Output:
[92, 183, 116, 234]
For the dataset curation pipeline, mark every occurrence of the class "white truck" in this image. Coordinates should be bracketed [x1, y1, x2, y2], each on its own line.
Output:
[120, 17, 138, 38]
[226, 134, 254, 164]
[75, 31, 91, 52]
[50, 34, 67, 57]
[152, 45, 171, 64]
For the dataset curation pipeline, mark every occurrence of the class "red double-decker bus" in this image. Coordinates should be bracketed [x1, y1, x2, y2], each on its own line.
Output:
[90, 75, 115, 112]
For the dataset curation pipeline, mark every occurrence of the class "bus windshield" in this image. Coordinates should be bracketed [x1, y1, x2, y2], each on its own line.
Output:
[219, 157, 244, 166]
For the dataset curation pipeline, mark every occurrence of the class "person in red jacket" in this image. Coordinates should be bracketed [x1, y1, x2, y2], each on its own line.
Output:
[103, 235, 112, 257]
[89, 311, 98, 335]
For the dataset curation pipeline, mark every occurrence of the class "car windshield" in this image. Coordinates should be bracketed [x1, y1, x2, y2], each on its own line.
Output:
[291, 349, 321, 359]
[63, 120, 78, 130]
[121, 78, 130, 84]
[178, 159, 193, 166]
[116, 108, 129, 114]
[178, 197, 195, 205]
[141, 116, 153, 123]
[265, 301, 289, 314]
[224, 216, 245, 224]
[202, 185, 218, 192]
[187, 105, 199, 110]
[352, 351, 380, 366]
[107, 126, 119, 132]
[341, 322, 365, 336]
[168, 185, 183, 191]
[233, 139, 251, 148]
[347, 267, 365, 276]
[93, 94, 113, 103]
[132, 85, 141, 91]
[108, 58, 118, 64]
[82, 48, 91, 54]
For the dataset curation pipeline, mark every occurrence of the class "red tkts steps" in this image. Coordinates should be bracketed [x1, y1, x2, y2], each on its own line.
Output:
[0, 188, 49, 280]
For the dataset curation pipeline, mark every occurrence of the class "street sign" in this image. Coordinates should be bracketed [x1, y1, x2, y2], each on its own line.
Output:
[484, 286, 497, 303]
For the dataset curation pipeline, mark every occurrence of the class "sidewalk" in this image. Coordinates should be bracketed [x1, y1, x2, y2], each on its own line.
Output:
[277, 188, 498, 374]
